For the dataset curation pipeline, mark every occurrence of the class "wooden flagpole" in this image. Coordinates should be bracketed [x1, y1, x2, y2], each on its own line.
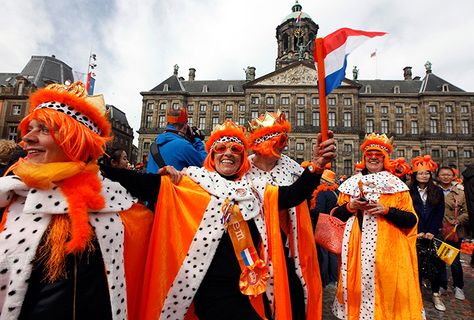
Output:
[315, 38, 329, 142]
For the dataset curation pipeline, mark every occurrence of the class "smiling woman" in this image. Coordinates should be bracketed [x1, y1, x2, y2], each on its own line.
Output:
[0, 82, 153, 320]
[99, 119, 337, 319]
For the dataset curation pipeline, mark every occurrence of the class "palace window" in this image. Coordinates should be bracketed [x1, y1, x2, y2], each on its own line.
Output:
[366, 119, 374, 133]
[297, 112, 305, 126]
[281, 97, 289, 105]
[312, 112, 320, 126]
[381, 120, 389, 134]
[158, 115, 165, 127]
[446, 120, 454, 134]
[411, 121, 418, 134]
[343, 112, 352, 127]
[199, 117, 206, 129]
[328, 112, 336, 127]
[430, 119, 438, 134]
[461, 120, 469, 134]
[396, 120, 403, 134]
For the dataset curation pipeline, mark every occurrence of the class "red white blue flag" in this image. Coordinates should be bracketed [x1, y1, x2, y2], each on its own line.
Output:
[320, 28, 385, 95]
[86, 72, 95, 95]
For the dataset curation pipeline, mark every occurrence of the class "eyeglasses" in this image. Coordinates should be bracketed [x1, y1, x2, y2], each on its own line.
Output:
[365, 151, 385, 159]
[213, 142, 244, 154]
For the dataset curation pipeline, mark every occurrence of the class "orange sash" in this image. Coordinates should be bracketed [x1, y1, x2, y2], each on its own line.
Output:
[223, 199, 269, 296]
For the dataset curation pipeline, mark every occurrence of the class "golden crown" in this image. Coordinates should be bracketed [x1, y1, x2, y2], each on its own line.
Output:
[212, 119, 246, 135]
[361, 133, 394, 152]
[248, 110, 288, 132]
[44, 81, 106, 115]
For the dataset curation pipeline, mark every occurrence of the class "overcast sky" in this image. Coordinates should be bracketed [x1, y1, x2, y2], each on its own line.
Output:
[2, 0, 473, 143]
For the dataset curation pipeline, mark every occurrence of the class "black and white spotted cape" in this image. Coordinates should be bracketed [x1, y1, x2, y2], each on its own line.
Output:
[0, 174, 136, 320]
[245, 154, 308, 312]
[332, 171, 410, 319]
[159, 166, 261, 319]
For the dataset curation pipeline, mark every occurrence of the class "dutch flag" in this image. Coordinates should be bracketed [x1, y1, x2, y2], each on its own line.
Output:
[319, 28, 386, 95]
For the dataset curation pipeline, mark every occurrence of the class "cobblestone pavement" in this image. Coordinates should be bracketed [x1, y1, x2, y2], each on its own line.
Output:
[321, 253, 473, 319]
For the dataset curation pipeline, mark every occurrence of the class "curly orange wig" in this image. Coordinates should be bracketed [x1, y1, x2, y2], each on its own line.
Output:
[390, 157, 412, 177]
[204, 120, 250, 179]
[248, 111, 291, 158]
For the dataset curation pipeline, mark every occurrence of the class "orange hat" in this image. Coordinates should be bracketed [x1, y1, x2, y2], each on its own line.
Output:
[360, 133, 394, 171]
[166, 106, 188, 124]
[390, 157, 412, 177]
[411, 155, 438, 173]
[204, 120, 250, 179]
[321, 169, 336, 185]
[248, 110, 291, 158]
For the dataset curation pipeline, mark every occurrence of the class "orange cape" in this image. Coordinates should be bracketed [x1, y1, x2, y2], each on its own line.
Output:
[138, 177, 321, 319]
[334, 190, 423, 319]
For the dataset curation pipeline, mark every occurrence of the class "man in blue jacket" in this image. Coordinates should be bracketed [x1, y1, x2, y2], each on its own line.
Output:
[147, 106, 207, 172]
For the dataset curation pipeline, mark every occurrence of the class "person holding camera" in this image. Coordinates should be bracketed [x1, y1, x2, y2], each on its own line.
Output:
[147, 106, 207, 173]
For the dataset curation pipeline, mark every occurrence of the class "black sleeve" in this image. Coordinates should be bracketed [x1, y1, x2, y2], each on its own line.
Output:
[100, 165, 161, 203]
[384, 207, 417, 229]
[278, 169, 321, 209]
[332, 203, 355, 222]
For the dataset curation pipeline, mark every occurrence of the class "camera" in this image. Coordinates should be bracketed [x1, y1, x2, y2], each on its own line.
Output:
[189, 126, 205, 141]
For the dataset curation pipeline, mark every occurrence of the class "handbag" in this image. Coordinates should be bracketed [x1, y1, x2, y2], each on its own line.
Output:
[416, 239, 439, 280]
[441, 196, 459, 242]
[314, 207, 346, 255]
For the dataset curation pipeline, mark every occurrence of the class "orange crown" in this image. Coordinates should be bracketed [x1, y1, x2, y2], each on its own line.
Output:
[390, 157, 412, 177]
[360, 133, 393, 153]
[411, 155, 438, 173]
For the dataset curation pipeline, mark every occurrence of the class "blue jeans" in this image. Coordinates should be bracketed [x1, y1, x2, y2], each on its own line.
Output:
[440, 239, 464, 289]
[317, 245, 338, 287]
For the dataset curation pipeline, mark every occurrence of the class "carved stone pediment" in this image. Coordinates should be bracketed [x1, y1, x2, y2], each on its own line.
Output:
[257, 64, 317, 85]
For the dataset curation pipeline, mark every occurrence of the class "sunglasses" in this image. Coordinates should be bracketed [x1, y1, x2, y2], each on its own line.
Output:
[213, 142, 244, 154]
[365, 151, 385, 159]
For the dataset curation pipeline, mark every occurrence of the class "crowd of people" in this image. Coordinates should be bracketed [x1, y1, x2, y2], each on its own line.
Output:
[0, 81, 473, 319]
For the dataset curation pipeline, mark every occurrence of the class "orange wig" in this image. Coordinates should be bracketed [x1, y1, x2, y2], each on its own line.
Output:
[204, 120, 250, 179]
[20, 83, 111, 162]
[19, 108, 110, 162]
[248, 111, 291, 158]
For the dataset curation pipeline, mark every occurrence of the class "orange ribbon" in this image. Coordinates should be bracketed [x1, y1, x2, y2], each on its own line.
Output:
[223, 199, 269, 296]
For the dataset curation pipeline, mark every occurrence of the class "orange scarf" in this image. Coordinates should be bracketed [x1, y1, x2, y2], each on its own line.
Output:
[10, 159, 105, 281]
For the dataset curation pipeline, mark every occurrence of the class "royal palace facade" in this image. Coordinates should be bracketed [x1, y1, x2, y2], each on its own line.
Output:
[137, 1, 474, 175]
